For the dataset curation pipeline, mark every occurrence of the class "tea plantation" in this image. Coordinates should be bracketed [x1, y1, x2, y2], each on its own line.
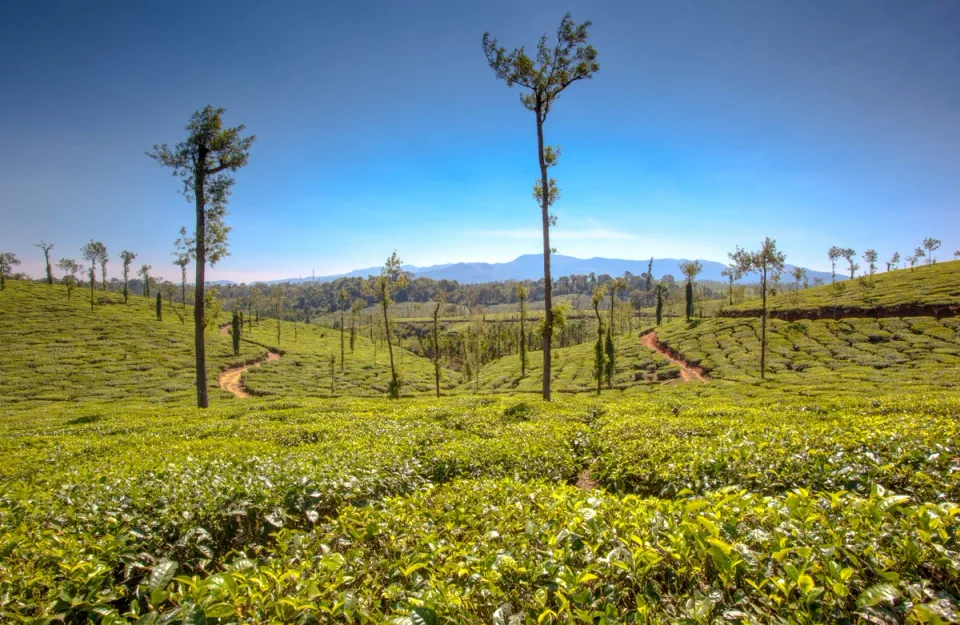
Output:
[2, 277, 960, 623]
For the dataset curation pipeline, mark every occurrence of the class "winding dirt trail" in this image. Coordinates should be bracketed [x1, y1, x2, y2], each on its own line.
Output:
[217, 323, 281, 398]
[640, 332, 708, 383]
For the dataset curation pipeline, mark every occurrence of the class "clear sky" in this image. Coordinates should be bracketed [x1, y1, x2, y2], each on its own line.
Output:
[1, 0, 958, 283]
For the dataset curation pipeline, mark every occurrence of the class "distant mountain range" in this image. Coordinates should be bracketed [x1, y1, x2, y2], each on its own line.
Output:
[251, 254, 836, 285]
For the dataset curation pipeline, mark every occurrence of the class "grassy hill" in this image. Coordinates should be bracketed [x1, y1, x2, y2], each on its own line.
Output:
[723, 259, 960, 317]
[456, 327, 681, 394]
[3, 271, 960, 622]
[0, 281, 268, 409]
[237, 317, 453, 397]
[651, 315, 960, 393]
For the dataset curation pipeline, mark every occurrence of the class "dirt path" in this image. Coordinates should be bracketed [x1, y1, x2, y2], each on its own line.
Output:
[218, 352, 280, 397]
[640, 332, 708, 383]
[217, 324, 280, 397]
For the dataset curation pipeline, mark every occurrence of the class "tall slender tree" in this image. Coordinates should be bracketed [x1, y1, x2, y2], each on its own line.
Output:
[432, 293, 445, 397]
[730, 238, 785, 380]
[148, 105, 255, 408]
[679, 260, 703, 320]
[56, 258, 79, 300]
[339, 287, 347, 373]
[119, 250, 137, 303]
[840, 248, 858, 279]
[887, 252, 900, 272]
[515, 284, 529, 377]
[828, 246, 842, 283]
[156, 292, 163, 321]
[34, 241, 54, 285]
[910, 247, 925, 270]
[0, 252, 21, 291]
[862, 249, 878, 277]
[483, 14, 599, 401]
[81, 241, 105, 310]
[644, 257, 654, 291]
[366, 251, 407, 399]
[720, 264, 740, 305]
[591, 285, 606, 396]
[98, 244, 109, 292]
[173, 225, 192, 309]
[790, 266, 807, 292]
[923, 237, 942, 264]
[655, 283, 664, 325]
[138, 264, 152, 298]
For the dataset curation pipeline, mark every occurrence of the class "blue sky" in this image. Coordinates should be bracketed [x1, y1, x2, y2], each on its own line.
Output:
[1, 0, 958, 283]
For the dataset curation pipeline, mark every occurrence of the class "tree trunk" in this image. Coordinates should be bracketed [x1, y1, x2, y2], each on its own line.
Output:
[194, 167, 209, 409]
[383, 298, 397, 397]
[123, 269, 128, 304]
[433, 302, 441, 397]
[45, 254, 52, 285]
[519, 298, 526, 377]
[89, 269, 95, 311]
[536, 103, 552, 401]
[760, 264, 767, 380]
[340, 304, 345, 373]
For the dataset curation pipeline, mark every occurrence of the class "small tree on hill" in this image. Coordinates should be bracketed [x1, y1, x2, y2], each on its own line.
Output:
[909, 247, 925, 271]
[34, 241, 54, 285]
[679, 260, 702, 320]
[483, 13, 599, 402]
[730, 238, 785, 380]
[886, 252, 900, 272]
[954, 250, 960, 259]
[790, 267, 807, 292]
[232, 311, 241, 356]
[350, 298, 364, 352]
[591, 285, 606, 396]
[840, 248, 857, 279]
[138, 264, 152, 298]
[156, 292, 163, 321]
[98, 244, 109, 292]
[432, 292, 445, 397]
[655, 283, 664, 325]
[0, 252, 21, 291]
[721, 264, 740, 305]
[645, 257, 654, 291]
[515, 284, 529, 376]
[272, 285, 285, 345]
[923, 237, 941, 264]
[828, 246, 842, 283]
[119, 250, 137, 303]
[81, 241, 105, 309]
[57, 258, 79, 300]
[862, 249, 878, 277]
[366, 251, 407, 398]
[339, 287, 347, 373]
[148, 105, 255, 409]
[173, 226, 192, 309]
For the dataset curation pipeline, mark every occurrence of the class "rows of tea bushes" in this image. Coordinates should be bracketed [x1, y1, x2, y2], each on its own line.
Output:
[724, 259, 960, 313]
[0, 281, 266, 409]
[653, 315, 960, 391]
[3, 392, 960, 622]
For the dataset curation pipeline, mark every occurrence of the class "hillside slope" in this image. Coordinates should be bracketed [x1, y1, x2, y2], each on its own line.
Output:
[0, 281, 266, 408]
[722, 260, 960, 318]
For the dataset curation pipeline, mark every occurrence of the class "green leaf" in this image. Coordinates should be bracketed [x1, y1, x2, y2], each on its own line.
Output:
[857, 583, 900, 608]
[412, 607, 437, 625]
[204, 603, 235, 618]
[797, 574, 815, 594]
[183, 604, 207, 625]
[147, 560, 178, 594]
